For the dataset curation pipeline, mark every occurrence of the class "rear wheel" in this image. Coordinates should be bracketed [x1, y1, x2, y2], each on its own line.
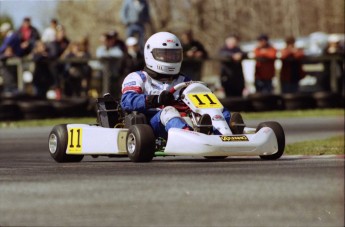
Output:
[48, 124, 84, 162]
[256, 121, 285, 160]
[126, 124, 155, 162]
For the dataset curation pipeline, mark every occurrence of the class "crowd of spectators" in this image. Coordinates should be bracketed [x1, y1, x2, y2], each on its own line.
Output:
[0, 15, 344, 100]
[0, 17, 146, 99]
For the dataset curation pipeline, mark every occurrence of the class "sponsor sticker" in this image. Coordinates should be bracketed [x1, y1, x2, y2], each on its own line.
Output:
[124, 81, 136, 87]
[219, 135, 249, 142]
[212, 114, 224, 121]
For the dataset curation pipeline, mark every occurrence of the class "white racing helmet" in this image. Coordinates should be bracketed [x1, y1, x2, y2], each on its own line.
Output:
[144, 32, 183, 76]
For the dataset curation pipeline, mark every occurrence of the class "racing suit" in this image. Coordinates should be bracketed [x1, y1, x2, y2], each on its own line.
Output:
[121, 69, 231, 138]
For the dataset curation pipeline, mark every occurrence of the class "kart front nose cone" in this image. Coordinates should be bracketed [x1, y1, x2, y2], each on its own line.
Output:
[127, 133, 136, 154]
[49, 134, 58, 154]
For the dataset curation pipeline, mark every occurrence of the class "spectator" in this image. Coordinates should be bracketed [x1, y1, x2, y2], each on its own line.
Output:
[50, 25, 70, 58]
[0, 22, 23, 57]
[280, 36, 305, 94]
[180, 30, 208, 59]
[0, 23, 21, 94]
[124, 36, 144, 74]
[218, 35, 246, 97]
[31, 40, 55, 98]
[41, 18, 58, 43]
[96, 31, 127, 98]
[254, 34, 277, 93]
[179, 30, 208, 81]
[17, 17, 40, 56]
[324, 34, 344, 55]
[120, 0, 150, 49]
[96, 31, 126, 58]
[61, 41, 91, 97]
[323, 34, 344, 94]
[45, 25, 70, 96]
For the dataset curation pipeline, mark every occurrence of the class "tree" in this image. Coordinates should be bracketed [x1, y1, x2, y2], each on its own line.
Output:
[55, 0, 345, 57]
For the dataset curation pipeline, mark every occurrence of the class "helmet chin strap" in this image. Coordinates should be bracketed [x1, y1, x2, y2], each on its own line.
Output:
[144, 66, 179, 81]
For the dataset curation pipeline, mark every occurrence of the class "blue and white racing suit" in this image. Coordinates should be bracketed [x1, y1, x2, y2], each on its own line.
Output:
[121, 70, 231, 138]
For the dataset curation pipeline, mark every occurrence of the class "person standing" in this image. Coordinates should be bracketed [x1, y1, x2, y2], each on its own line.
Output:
[124, 36, 145, 75]
[323, 34, 344, 94]
[218, 35, 246, 97]
[41, 18, 59, 43]
[17, 17, 40, 56]
[0, 23, 22, 94]
[254, 34, 277, 93]
[96, 31, 127, 98]
[0, 22, 22, 57]
[31, 41, 54, 98]
[120, 0, 150, 50]
[280, 36, 305, 94]
[180, 30, 208, 59]
[96, 31, 126, 58]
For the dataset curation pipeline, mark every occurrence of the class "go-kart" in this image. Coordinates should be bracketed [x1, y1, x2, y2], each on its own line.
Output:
[48, 81, 285, 163]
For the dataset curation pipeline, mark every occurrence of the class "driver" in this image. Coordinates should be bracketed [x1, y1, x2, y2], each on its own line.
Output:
[121, 32, 231, 138]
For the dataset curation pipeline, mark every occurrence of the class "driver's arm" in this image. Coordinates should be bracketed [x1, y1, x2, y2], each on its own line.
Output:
[121, 72, 174, 111]
[121, 73, 147, 111]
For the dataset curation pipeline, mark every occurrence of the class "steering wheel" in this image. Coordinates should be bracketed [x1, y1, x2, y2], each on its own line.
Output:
[169, 81, 206, 95]
[168, 81, 206, 112]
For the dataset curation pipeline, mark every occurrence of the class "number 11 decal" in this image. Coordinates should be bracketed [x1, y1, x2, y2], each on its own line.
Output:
[68, 128, 83, 153]
[189, 93, 222, 108]
[203, 94, 217, 105]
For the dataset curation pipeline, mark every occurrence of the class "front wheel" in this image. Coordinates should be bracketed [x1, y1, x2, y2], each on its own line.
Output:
[48, 124, 84, 162]
[256, 121, 285, 160]
[126, 124, 155, 162]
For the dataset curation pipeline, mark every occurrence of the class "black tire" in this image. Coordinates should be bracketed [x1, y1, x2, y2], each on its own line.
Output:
[282, 93, 316, 110]
[248, 94, 283, 112]
[48, 124, 84, 163]
[204, 156, 228, 160]
[0, 101, 23, 120]
[256, 121, 285, 160]
[220, 97, 253, 112]
[18, 100, 56, 119]
[126, 124, 155, 162]
[229, 112, 245, 134]
[50, 98, 89, 117]
[312, 92, 342, 108]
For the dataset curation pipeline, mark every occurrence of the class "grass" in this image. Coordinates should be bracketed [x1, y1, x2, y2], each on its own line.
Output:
[285, 135, 344, 156]
[242, 108, 344, 120]
[0, 118, 96, 128]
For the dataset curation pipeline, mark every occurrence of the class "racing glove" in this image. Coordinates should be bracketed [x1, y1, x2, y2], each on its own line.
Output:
[146, 90, 175, 108]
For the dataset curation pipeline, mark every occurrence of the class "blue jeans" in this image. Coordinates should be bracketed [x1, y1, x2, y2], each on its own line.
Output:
[149, 108, 231, 138]
[255, 79, 273, 93]
[281, 83, 299, 94]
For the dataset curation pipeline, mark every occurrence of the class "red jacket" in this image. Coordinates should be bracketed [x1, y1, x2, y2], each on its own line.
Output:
[254, 46, 277, 80]
[280, 48, 305, 82]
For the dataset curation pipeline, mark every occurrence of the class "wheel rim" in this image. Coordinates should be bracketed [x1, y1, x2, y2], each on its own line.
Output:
[49, 133, 58, 154]
[127, 133, 136, 154]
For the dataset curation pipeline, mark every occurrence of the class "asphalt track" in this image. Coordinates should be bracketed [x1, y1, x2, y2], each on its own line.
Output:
[0, 117, 344, 226]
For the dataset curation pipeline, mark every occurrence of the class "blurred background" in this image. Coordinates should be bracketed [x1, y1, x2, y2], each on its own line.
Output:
[0, 0, 344, 120]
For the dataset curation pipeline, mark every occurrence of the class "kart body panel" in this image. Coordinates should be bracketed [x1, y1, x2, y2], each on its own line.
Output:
[64, 124, 278, 157]
[164, 127, 278, 156]
[65, 124, 128, 155]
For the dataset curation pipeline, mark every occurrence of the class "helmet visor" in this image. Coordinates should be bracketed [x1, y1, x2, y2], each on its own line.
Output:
[152, 48, 182, 63]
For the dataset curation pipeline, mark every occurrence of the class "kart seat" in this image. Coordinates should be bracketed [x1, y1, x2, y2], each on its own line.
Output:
[96, 93, 119, 128]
